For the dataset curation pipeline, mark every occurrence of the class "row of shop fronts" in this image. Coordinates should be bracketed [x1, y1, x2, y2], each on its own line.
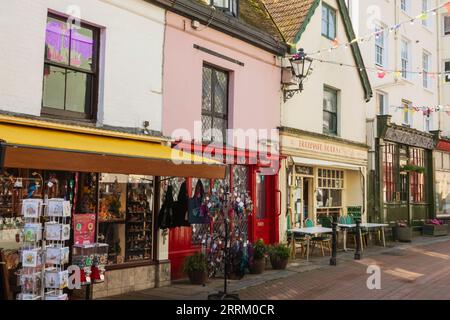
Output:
[2, 113, 449, 297]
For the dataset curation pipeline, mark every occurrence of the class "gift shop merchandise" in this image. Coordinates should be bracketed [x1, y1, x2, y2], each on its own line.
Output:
[17, 198, 72, 300]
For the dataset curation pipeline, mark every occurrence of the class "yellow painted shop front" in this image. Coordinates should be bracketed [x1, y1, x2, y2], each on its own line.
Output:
[279, 129, 368, 239]
[0, 115, 224, 299]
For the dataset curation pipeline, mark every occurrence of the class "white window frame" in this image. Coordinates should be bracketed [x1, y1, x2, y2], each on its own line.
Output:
[424, 112, 433, 132]
[374, 24, 387, 67]
[422, 0, 430, 28]
[402, 99, 413, 126]
[423, 51, 431, 89]
[444, 15, 450, 36]
[445, 60, 450, 83]
[377, 92, 388, 115]
[401, 0, 411, 15]
[401, 39, 411, 80]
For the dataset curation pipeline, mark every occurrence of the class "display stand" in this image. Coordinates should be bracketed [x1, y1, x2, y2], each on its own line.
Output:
[17, 199, 44, 300]
[207, 214, 239, 300]
[17, 198, 71, 300]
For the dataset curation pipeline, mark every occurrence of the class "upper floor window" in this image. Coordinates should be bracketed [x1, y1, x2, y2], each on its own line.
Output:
[401, 0, 411, 15]
[210, 0, 238, 17]
[323, 86, 338, 135]
[445, 16, 450, 35]
[42, 13, 99, 120]
[422, 51, 431, 89]
[375, 24, 386, 67]
[422, 0, 430, 28]
[401, 39, 411, 79]
[445, 61, 450, 83]
[202, 65, 229, 144]
[322, 3, 336, 40]
[402, 99, 412, 126]
[377, 92, 388, 115]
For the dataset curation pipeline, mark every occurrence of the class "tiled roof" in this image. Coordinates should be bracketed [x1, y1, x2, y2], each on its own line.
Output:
[261, 0, 318, 43]
[239, 0, 284, 43]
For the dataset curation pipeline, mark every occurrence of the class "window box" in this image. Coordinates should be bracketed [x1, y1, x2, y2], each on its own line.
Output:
[422, 224, 449, 237]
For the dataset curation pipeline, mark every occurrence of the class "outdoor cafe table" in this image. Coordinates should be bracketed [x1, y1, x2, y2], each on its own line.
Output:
[338, 223, 389, 252]
[288, 227, 333, 261]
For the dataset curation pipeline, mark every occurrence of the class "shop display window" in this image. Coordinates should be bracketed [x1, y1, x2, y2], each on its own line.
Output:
[97, 174, 154, 265]
[410, 148, 426, 203]
[317, 169, 344, 208]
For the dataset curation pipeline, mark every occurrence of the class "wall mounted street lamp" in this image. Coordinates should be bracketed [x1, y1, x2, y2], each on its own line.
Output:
[283, 48, 313, 102]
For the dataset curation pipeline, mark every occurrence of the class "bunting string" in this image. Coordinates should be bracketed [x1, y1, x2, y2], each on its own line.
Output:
[298, 1, 450, 58]
[309, 57, 450, 80]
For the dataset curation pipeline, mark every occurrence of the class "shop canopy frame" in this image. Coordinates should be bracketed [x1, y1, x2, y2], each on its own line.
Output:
[0, 115, 225, 179]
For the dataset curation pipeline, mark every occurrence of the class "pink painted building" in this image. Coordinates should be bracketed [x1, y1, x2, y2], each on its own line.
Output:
[154, 0, 287, 279]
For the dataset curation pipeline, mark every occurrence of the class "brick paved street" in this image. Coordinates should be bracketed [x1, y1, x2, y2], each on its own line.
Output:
[239, 237, 450, 300]
[107, 236, 450, 300]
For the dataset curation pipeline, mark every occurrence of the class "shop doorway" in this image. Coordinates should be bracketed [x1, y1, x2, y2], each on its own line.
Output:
[302, 178, 313, 224]
[254, 173, 277, 244]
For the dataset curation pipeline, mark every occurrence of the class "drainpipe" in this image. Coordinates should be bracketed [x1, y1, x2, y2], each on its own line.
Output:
[360, 166, 366, 223]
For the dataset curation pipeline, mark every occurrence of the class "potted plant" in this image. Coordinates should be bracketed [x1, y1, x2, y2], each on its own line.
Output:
[400, 164, 426, 174]
[183, 252, 208, 285]
[423, 219, 449, 237]
[392, 221, 413, 242]
[268, 244, 290, 270]
[249, 239, 266, 274]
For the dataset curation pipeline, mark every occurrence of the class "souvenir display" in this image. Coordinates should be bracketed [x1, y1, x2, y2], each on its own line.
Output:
[46, 246, 69, 265]
[45, 222, 70, 241]
[19, 272, 42, 293]
[44, 269, 68, 289]
[21, 249, 41, 268]
[125, 181, 153, 262]
[73, 213, 96, 245]
[23, 223, 42, 242]
[21, 199, 42, 218]
[46, 199, 71, 217]
[17, 293, 40, 300]
[72, 244, 95, 284]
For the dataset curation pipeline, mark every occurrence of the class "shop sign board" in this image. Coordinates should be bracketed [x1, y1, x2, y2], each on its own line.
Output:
[282, 135, 367, 162]
[384, 127, 435, 149]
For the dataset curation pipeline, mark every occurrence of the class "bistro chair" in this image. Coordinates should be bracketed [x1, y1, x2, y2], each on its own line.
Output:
[304, 218, 315, 228]
[345, 215, 369, 249]
[310, 216, 332, 257]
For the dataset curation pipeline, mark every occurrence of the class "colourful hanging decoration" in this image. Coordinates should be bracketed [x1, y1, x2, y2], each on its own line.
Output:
[445, 1, 450, 14]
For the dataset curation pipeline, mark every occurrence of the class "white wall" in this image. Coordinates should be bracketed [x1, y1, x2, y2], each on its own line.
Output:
[438, 10, 450, 136]
[282, 0, 368, 144]
[0, 0, 165, 131]
[353, 0, 439, 134]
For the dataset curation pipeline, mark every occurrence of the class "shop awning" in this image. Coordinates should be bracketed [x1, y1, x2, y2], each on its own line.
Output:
[0, 115, 225, 179]
[292, 157, 364, 171]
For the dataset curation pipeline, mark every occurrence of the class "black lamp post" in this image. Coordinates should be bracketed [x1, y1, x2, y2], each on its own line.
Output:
[283, 48, 313, 102]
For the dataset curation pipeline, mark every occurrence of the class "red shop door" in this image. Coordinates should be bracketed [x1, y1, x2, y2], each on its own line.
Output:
[253, 173, 277, 245]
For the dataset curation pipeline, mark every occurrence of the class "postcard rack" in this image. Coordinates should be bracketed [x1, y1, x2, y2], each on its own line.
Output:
[17, 198, 71, 300]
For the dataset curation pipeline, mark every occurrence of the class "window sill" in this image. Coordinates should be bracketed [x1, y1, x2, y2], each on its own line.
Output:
[41, 109, 96, 125]
[421, 24, 433, 34]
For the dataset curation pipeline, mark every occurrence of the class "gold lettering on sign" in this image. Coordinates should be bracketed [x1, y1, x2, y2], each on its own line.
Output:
[285, 136, 367, 161]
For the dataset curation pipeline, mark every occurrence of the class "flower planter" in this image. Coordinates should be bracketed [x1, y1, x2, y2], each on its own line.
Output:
[270, 256, 288, 270]
[249, 258, 265, 274]
[188, 271, 208, 285]
[392, 226, 413, 242]
[422, 224, 449, 237]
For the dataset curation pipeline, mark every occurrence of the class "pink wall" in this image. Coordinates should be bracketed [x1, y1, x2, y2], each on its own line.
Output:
[162, 11, 281, 143]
